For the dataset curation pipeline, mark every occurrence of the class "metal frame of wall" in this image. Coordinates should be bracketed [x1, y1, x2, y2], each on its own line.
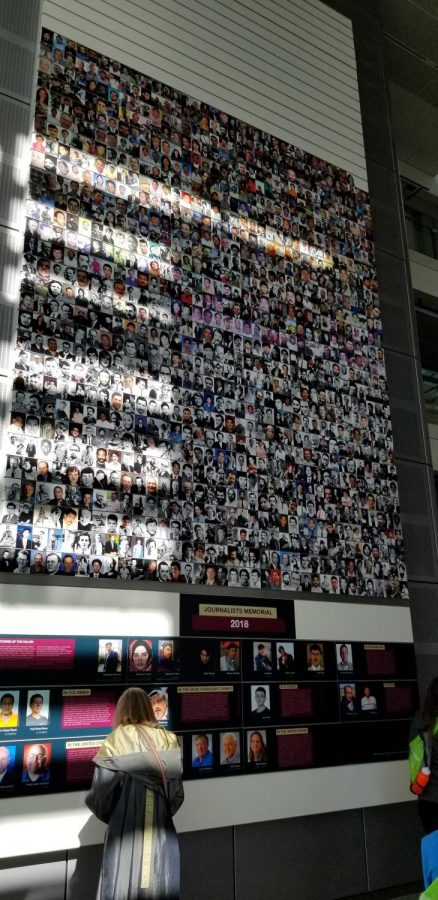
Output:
[0, 0, 435, 897]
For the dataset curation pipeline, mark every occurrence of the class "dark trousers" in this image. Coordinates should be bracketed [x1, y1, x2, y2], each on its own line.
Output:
[419, 799, 438, 834]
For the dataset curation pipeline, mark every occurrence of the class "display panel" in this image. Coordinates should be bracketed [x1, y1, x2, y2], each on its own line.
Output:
[0, 28, 408, 598]
[0, 630, 417, 796]
[339, 720, 412, 765]
[176, 684, 241, 727]
[180, 594, 295, 638]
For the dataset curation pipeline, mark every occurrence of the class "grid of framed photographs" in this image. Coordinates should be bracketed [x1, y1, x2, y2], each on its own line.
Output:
[1, 28, 408, 595]
[0, 633, 417, 795]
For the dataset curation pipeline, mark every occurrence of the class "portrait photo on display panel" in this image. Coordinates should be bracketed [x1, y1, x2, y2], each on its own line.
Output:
[0, 691, 20, 729]
[26, 689, 50, 727]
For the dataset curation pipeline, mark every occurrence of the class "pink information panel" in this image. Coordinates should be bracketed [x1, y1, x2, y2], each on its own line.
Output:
[65, 741, 103, 784]
[0, 638, 75, 669]
[61, 690, 116, 729]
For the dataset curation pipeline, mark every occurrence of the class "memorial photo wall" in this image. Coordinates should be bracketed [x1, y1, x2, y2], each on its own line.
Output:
[0, 631, 417, 796]
[1, 28, 408, 596]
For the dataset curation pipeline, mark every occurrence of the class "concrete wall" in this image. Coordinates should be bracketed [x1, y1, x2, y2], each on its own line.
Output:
[409, 249, 438, 299]
[430, 423, 438, 471]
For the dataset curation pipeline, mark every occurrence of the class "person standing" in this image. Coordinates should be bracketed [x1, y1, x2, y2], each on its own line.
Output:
[411, 677, 438, 834]
[361, 686, 377, 711]
[277, 645, 295, 674]
[220, 642, 239, 672]
[337, 643, 353, 672]
[254, 643, 272, 673]
[340, 685, 359, 717]
[86, 687, 184, 899]
[103, 642, 119, 673]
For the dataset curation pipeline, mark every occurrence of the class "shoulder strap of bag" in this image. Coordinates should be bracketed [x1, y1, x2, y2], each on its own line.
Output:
[423, 720, 438, 769]
[409, 732, 426, 783]
[138, 725, 169, 797]
[419, 720, 438, 771]
[424, 731, 432, 769]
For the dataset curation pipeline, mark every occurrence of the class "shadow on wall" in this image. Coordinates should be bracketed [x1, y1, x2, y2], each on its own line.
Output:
[0, 149, 32, 454]
[0, 864, 66, 900]
[0, 893, 64, 900]
[66, 819, 103, 900]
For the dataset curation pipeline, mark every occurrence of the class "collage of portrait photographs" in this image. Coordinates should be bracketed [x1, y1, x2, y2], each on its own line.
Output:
[1, 28, 408, 595]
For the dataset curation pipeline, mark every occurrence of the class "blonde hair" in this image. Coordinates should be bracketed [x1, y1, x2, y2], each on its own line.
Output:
[113, 687, 157, 728]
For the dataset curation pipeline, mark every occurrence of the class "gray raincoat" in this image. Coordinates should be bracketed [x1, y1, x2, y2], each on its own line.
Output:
[86, 724, 184, 899]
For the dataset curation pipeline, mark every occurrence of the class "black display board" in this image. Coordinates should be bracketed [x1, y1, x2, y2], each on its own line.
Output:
[0, 624, 417, 796]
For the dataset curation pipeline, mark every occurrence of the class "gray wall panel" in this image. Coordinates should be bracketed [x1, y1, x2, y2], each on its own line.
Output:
[66, 845, 102, 900]
[0, 36, 36, 102]
[385, 351, 429, 463]
[0, 380, 7, 449]
[366, 160, 405, 258]
[374, 248, 417, 358]
[380, 0, 438, 69]
[380, 299, 417, 358]
[0, 0, 41, 43]
[414, 652, 438, 700]
[408, 583, 438, 644]
[396, 459, 438, 579]
[180, 827, 234, 900]
[391, 407, 428, 464]
[397, 460, 435, 518]
[0, 228, 23, 300]
[356, 79, 395, 171]
[322, 0, 378, 27]
[0, 804, 424, 900]
[403, 520, 438, 581]
[0, 160, 27, 230]
[354, 25, 386, 87]
[363, 801, 423, 891]
[0, 95, 31, 160]
[385, 352, 422, 406]
[0, 303, 14, 370]
[0, 858, 66, 900]
[235, 811, 367, 900]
